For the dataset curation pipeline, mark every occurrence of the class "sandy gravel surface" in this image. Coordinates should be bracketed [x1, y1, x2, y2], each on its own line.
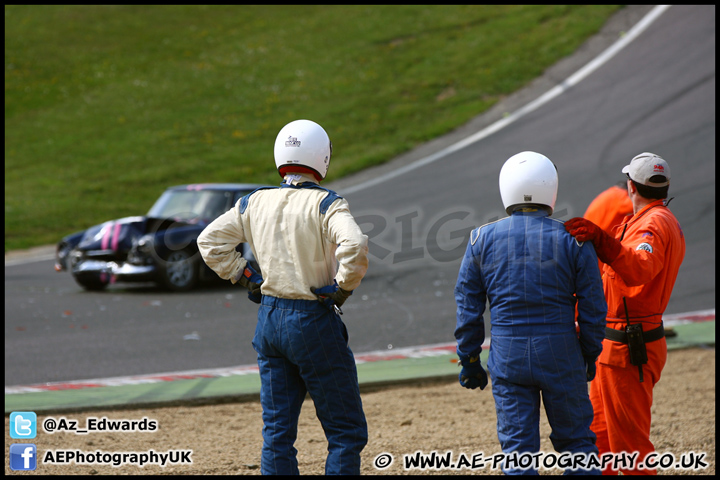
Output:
[5, 346, 714, 475]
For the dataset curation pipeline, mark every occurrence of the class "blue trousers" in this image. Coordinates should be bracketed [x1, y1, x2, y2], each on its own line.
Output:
[488, 333, 600, 475]
[252, 296, 368, 475]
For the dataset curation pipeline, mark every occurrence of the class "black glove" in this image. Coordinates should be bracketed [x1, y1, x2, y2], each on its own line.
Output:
[584, 356, 597, 382]
[237, 264, 263, 304]
[457, 352, 488, 390]
[310, 281, 352, 308]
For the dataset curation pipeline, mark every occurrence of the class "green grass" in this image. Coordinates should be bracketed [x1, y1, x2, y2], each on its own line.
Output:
[5, 5, 621, 251]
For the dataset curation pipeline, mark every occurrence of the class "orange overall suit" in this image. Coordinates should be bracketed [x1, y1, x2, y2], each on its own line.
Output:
[584, 185, 633, 270]
[591, 199, 685, 475]
[584, 185, 633, 234]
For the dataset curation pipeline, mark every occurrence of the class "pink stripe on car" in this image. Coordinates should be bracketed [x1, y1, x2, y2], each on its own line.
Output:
[101, 223, 113, 250]
[111, 222, 122, 251]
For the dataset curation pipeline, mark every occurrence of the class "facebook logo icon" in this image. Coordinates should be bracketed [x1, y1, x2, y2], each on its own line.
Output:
[10, 411, 37, 439]
[10, 444, 37, 471]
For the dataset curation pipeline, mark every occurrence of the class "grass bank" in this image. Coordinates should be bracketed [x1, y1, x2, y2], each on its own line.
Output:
[5, 5, 621, 250]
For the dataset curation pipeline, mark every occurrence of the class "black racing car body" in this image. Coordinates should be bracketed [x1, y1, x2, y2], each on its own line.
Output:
[55, 183, 265, 291]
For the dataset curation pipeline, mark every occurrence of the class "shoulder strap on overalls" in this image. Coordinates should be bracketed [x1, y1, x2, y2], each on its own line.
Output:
[279, 182, 343, 214]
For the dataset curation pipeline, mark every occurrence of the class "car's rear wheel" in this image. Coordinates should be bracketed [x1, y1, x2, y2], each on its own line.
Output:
[160, 249, 198, 291]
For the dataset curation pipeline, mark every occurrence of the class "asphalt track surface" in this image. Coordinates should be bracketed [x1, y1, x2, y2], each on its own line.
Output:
[4, 6, 716, 401]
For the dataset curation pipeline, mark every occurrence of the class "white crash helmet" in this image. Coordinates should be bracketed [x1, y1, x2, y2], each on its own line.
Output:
[274, 119, 332, 181]
[499, 151, 558, 215]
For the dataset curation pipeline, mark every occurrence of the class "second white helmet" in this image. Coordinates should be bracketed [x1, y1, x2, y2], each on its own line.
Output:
[499, 151, 558, 215]
[274, 119, 332, 181]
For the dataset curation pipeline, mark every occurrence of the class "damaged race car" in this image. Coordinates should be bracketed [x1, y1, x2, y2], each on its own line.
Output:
[55, 183, 265, 292]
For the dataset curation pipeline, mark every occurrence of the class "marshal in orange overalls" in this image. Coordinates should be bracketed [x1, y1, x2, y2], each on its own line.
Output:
[584, 184, 633, 270]
[584, 184, 633, 234]
[591, 199, 685, 475]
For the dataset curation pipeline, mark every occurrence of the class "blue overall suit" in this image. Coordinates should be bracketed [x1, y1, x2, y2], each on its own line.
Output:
[254, 296, 367, 475]
[455, 210, 606, 475]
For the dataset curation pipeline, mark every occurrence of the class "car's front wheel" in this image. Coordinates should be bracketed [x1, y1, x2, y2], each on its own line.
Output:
[74, 273, 110, 291]
[160, 249, 199, 291]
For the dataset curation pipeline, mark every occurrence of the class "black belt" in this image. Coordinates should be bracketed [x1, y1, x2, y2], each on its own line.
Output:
[605, 324, 665, 344]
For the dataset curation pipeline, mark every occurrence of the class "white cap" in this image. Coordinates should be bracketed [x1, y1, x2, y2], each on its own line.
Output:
[622, 152, 670, 187]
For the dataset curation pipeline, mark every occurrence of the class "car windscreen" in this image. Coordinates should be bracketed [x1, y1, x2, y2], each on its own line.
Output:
[147, 190, 231, 223]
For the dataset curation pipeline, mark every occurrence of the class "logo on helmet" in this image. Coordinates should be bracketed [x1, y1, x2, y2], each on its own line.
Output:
[285, 136, 301, 147]
[524, 195, 532, 201]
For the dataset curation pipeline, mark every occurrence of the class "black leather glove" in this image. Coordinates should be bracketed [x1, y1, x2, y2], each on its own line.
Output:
[457, 352, 488, 390]
[584, 356, 598, 382]
[310, 281, 352, 308]
[236, 264, 263, 304]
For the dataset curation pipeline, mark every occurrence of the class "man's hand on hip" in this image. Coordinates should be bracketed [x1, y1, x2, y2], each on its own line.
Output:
[236, 264, 263, 304]
[311, 281, 352, 308]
